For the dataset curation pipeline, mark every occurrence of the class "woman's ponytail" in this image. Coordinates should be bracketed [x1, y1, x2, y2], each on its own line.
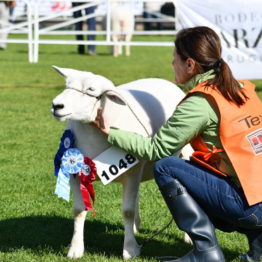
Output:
[210, 58, 248, 105]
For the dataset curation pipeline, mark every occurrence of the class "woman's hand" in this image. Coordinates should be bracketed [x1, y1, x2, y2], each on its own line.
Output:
[92, 107, 110, 135]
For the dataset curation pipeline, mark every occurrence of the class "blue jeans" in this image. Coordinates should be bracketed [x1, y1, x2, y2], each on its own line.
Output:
[72, 3, 96, 52]
[154, 156, 262, 233]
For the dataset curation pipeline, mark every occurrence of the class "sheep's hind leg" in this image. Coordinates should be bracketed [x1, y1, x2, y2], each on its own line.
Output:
[112, 27, 120, 57]
[125, 34, 132, 56]
[122, 166, 143, 259]
[67, 175, 87, 259]
[133, 194, 141, 234]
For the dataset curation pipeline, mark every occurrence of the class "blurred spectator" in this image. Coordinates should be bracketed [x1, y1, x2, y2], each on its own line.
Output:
[0, 1, 15, 49]
[8, 0, 16, 22]
[143, 2, 163, 31]
[160, 2, 175, 17]
[72, 1, 97, 55]
[160, 2, 175, 30]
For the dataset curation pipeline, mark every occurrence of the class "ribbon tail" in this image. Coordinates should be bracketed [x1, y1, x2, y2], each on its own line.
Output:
[86, 183, 95, 203]
[80, 182, 93, 211]
[54, 153, 62, 177]
[86, 183, 96, 216]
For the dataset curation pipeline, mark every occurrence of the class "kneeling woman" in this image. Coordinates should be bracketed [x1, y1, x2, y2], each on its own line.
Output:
[93, 26, 262, 262]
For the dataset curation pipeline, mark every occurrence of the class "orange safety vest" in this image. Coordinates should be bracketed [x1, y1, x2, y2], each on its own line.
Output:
[185, 80, 262, 206]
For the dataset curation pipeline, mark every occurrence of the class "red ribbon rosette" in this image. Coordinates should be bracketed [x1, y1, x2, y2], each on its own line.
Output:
[78, 157, 97, 213]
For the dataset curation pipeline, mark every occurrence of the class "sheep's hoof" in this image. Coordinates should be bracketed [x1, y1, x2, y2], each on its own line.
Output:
[123, 244, 141, 260]
[67, 244, 84, 259]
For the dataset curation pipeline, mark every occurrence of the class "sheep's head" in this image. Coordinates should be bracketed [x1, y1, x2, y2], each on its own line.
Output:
[51, 66, 126, 123]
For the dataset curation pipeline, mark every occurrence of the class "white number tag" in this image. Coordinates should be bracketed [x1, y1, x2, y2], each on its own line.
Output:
[93, 147, 139, 185]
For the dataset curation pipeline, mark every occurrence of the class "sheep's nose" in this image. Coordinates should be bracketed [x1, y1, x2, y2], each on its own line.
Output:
[52, 103, 64, 111]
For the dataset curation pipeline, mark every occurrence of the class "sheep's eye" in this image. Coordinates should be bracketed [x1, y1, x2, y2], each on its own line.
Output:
[88, 87, 95, 91]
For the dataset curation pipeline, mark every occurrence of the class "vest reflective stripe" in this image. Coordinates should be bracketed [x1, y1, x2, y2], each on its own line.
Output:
[186, 80, 262, 206]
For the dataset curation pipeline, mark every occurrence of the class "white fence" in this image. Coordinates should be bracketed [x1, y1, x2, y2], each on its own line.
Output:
[0, 0, 178, 62]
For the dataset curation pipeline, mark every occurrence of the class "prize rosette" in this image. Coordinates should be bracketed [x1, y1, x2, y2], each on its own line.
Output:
[78, 157, 97, 212]
[54, 129, 75, 177]
[61, 130, 74, 150]
[78, 157, 97, 183]
[61, 148, 84, 175]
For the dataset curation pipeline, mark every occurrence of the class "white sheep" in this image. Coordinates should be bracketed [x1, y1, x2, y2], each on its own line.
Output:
[109, 1, 134, 56]
[51, 66, 193, 259]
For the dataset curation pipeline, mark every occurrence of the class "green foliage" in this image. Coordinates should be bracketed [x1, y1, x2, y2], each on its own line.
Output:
[0, 35, 261, 261]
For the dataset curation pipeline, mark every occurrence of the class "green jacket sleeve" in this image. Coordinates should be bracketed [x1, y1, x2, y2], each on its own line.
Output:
[108, 95, 212, 161]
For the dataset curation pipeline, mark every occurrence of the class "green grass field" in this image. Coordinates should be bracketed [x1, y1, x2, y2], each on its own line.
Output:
[0, 35, 261, 262]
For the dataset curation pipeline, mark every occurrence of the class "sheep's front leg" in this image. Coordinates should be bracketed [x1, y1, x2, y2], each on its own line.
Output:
[122, 166, 143, 259]
[67, 175, 87, 259]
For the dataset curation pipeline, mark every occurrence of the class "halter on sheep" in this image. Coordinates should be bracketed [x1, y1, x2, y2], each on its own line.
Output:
[51, 66, 193, 259]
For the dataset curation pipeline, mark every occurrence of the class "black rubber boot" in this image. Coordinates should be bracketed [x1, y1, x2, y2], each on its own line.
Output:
[242, 231, 262, 261]
[159, 179, 225, 262]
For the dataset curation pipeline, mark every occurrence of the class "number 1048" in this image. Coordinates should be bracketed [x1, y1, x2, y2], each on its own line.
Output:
[101, 154, 137, 181]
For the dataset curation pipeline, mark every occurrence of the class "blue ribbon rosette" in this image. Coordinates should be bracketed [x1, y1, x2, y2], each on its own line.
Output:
[54, 129, 74, 177]
[55, 148, 85, 201]
[61, 148, 84, 175]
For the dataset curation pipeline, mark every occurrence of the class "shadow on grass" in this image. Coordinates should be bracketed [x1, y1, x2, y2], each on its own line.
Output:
[0, 216, 123, 257]
[30, 50, 112, 57]
[0, 216, 71, 253]
[15, 50, 28, 54]
[66, 51, 112, 57]
[0, 216, 241, 261]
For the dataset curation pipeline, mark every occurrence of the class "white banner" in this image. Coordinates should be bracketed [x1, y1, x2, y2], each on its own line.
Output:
[175, 0, 262, 79]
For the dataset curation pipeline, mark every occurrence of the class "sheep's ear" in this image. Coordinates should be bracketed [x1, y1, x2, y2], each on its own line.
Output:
[105, 90, 127, 105]
[52, 65, 82, 79]
[52, 65, 68, 77]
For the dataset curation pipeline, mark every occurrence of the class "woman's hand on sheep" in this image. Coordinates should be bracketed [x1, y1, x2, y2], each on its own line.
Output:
[92, 107, 110, 135]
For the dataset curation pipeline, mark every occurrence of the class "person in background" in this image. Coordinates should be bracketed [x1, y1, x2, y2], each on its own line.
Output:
[160, 2, 175, 17]
[72, 1, 97, 55]
[8, 0, 15, 22]
[0, 1, 15, 49]
[93, 26, 262, 262]
[143, 1, 163, 31]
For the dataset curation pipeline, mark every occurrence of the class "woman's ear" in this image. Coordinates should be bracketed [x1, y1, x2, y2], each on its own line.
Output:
[186, 58, 196, 74]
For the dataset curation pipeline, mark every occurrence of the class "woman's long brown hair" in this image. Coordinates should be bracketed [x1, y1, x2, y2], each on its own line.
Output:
[175, 26, 248, 105]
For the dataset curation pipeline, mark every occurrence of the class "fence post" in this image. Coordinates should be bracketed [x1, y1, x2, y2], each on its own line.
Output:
[33, 0, 39, 63]
[26, 0, 33, 63]
[106, 0, 111, 43]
